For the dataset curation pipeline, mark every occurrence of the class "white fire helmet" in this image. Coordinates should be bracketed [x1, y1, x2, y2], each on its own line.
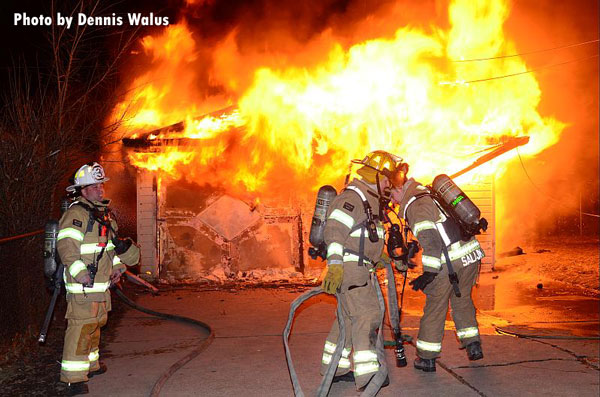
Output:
[66, 162, 110, 192]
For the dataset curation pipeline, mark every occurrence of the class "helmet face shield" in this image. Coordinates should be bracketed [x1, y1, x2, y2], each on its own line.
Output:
[354, 151, 408, 187]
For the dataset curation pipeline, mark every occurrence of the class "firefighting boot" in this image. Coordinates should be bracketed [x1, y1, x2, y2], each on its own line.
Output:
[65, 381, 89, 396]
[357, 375, 390, 392]
[332, 371, 354, 383]
[413, 357, 436, 372]
[88, 362, 107, 378]
[466, 341, 483, 361]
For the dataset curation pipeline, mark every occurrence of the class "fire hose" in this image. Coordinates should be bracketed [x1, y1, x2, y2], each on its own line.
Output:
[0, 229, 44, 244]
[39, 274, 214, 397]
[494, 326, 600, 340]
[110, 285, 215, 397]
[283, 262, 407, 396]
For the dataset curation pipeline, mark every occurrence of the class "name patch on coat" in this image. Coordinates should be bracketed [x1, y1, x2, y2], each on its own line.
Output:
[72, 219, 83, 227]
[343, 202, 355, 212]
[460, 248, 485, 266]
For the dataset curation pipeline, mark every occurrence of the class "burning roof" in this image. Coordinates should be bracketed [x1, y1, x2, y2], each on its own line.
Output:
[105, 0, 599, 248]
[112, 0, 564, 197]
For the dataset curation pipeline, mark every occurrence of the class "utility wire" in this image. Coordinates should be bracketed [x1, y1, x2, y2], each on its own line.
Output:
[453, 39, 599, 62]
[516, 147, 600, 218]
[458, 54, 598, 84]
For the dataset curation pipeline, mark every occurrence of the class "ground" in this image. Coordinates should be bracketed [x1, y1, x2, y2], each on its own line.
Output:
[0, 236, 597, 396]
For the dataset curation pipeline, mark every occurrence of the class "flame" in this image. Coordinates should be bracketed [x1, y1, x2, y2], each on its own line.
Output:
[112, 0, 565, 200]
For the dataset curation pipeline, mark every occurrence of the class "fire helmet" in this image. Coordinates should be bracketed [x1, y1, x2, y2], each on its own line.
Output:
[353, 150, 408, 186]
[66, 162, 110, 193]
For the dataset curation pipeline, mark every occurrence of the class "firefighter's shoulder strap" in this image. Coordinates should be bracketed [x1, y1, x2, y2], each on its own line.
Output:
[69, 201, 111, 265]
[403, 192, 461, 297]
[71, 201, 114, 234]
[69, 201, 95, 233]
[344, 185, 376, 267]
[402, 191, 431, 220]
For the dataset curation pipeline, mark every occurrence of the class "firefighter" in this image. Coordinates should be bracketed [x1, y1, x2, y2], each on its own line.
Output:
[320, 150, 406, 391]
[391, 172, 485, 372]
[57, 162, 140, 395]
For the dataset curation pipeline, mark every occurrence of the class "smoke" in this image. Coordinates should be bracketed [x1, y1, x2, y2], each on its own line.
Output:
[124, 0, 450, 103]
[496, 0, 599, 248]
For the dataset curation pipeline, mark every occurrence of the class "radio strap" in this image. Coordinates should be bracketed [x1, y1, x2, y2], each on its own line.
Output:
[441, 244, 461, 297]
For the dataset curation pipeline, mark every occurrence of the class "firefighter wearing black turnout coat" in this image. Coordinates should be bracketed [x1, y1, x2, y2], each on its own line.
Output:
[392, 176, 485, 372]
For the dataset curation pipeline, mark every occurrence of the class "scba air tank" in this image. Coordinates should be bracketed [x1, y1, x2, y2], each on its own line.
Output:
[309, 185, 337, 248]
[43, 220, 59, 278]
[432, 174, 487, 235]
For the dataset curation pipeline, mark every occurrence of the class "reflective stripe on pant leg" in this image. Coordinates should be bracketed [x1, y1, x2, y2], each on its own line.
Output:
[353, 350, 379, 376]
[89, 302, 107, 371]
[320, 320, 345, 375]
[88, 349, 100, 370]
[456, 327, 479, 340]
[417, 274, 452, 359]
[61, 360, 90, 373]
[341, 268, 383, 391]
[61, 317, 91, 383]
[323, 343, 351, 369]
[416, 339, 442, 353]
[450, 264, 480, 347]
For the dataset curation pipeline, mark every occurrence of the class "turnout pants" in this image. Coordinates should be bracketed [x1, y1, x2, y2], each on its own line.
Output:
[416, 262, 481, 360]
[320, 262, 382, 390]
[60, 300, 108, 383]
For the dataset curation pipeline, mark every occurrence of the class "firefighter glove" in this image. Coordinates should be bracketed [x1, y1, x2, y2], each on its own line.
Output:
[112, 237, 132, 255]
[322, 263, 343, 294]
[374, 260, 386, 270]
[410, 271, 437, 291]
[74, 271, 92, 286]
[110, 269, 123, 285]
[394, 259, 408, 272]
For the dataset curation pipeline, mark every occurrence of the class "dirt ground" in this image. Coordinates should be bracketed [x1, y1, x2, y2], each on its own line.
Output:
[0, 236, 597, 396]
[494, 236, 599, 295]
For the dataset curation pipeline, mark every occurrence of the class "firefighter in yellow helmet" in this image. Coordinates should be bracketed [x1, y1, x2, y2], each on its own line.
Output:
[390, 166, 484, 372]
[320, 151, 407, 392]
[57, 162, 140, 395]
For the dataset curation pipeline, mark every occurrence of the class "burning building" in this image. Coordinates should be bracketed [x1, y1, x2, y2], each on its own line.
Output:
[104, 0, 596, 281]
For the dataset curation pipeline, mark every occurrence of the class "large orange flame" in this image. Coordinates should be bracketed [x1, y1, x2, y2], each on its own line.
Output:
[112, 0, 564, 200]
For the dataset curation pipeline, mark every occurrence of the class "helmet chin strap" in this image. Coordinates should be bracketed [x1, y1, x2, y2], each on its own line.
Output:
[375, 172, 392, 223]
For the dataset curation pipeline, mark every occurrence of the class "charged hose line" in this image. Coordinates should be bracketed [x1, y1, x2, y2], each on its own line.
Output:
[0, 228, 43, 244]
[495, 326, 600, 371]
[283, 270, 389, 397]
[495, 326, 600, 340]
[112, 288, 215, 397]
[530, 339, 600, 371]
[451, 357, 580, 369]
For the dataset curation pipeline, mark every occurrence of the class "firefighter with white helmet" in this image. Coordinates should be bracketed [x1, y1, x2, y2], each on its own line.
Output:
[320, 150, 407, 392]
[57, 162, 139, 395]
[391, 168, 485, 372]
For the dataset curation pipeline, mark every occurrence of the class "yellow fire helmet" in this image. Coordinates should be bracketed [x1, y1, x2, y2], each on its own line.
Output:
[353, 150, 408, 186]
[66, 162, 110, 192]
